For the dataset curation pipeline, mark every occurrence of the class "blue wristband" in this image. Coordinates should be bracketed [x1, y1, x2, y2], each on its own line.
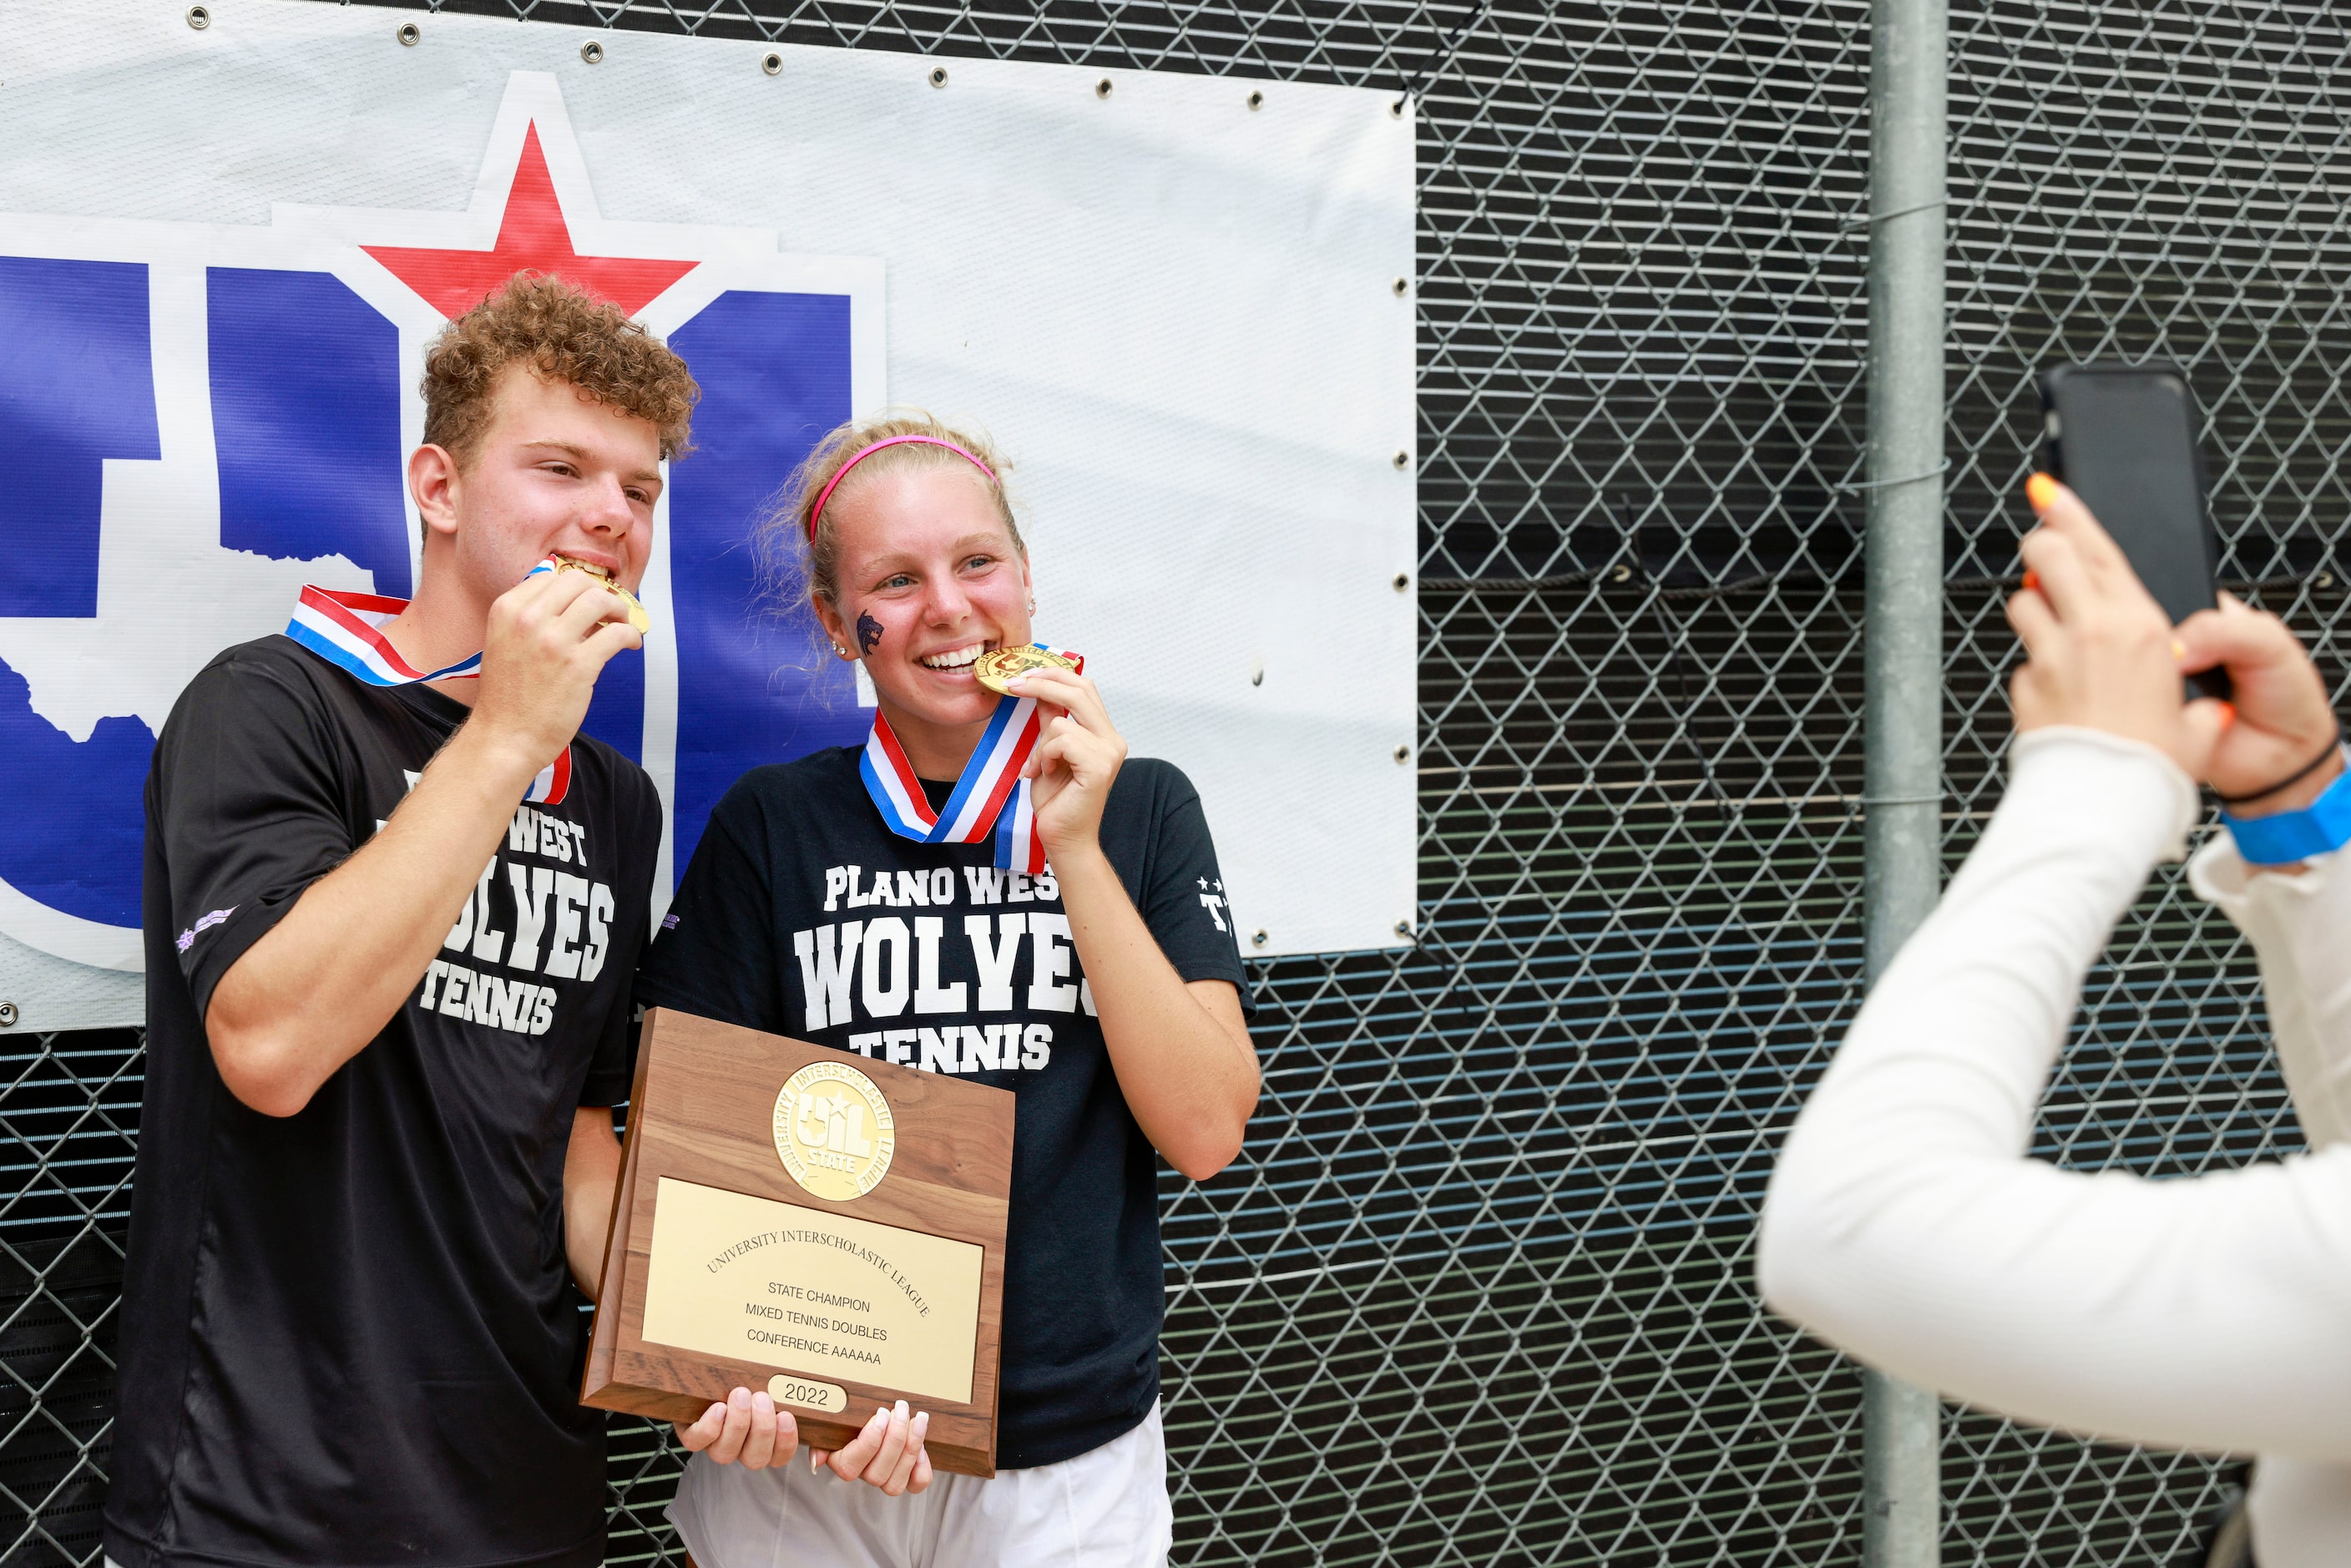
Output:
[2223, 753, 2351, 865]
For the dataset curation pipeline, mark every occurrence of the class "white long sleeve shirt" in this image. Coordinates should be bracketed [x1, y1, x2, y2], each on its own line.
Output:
[1759, 728, 2351, 1560]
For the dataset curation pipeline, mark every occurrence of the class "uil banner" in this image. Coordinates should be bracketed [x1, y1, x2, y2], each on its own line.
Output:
[0, 0, 1415, 1028]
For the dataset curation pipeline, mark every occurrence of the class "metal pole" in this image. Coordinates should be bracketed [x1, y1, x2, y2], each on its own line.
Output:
[1860, 0, 1947, 1562]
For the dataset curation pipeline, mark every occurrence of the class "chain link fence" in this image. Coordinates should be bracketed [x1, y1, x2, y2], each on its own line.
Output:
[7, 0, 2349, 1562]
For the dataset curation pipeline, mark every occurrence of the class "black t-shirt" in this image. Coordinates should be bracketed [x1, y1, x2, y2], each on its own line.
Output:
[108, 636, 660, 1568]
[635, 748, 1247, 1469]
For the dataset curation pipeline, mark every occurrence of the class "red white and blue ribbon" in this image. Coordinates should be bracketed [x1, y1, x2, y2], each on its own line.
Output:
[859, 645, 1083, 875]
[281, 564, 571, 805]
[522, 749, 571, 807]
[286, 585, 484, 685]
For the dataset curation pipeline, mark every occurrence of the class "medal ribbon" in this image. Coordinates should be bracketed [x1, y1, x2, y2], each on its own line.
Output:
[858, 645, 1084, 876]
[280, 560, 574, 805]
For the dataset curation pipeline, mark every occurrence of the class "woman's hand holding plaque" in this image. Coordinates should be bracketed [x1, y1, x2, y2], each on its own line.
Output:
[675, 1386, 796, 1470]
[673, 1388, 933, 1496]
[809, 1400, 935, 1495]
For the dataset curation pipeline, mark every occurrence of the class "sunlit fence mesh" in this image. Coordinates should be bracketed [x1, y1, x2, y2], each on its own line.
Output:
[7, 0, 2346, 1562]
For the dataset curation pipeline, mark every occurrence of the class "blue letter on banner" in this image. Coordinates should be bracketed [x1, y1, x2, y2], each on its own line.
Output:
[665, 291, 864, 881]
[209, 268, 410, 598]
[0, 256, 159, 928]
[0, 257, 159, 617]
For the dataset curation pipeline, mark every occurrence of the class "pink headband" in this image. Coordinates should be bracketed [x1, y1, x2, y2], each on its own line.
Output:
[806, 435, 999, 540]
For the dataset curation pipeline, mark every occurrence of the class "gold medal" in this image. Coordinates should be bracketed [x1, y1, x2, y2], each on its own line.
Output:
[551, 557, 653, 635]
[974, 645, 1078, 695]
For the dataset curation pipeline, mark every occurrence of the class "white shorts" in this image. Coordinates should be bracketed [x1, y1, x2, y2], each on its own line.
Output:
[2248, 1456, 2351, 1568]
[668, 1403, 1172, 1568]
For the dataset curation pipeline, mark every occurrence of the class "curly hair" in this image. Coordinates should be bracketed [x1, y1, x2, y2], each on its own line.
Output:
[420, 274, 699, 467]
[763, 410, 1024, 612]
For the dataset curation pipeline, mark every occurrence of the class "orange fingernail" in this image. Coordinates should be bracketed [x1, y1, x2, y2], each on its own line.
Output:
[2218, 701, 2237, 729]
[2021, 569, 2040, 591]
[2026, 473, 2058, 510]
[2172, 639, 2188, 660]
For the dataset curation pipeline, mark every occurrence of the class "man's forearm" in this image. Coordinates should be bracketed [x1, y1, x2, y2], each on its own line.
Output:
[205, 722, 546, 1116]
[1056, 847, 1258, 1179]
[564, 1107, 624, 1294]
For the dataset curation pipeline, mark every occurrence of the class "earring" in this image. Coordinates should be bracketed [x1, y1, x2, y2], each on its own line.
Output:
[1027, 597, 1037, 615]
[832, 642, 851, 657]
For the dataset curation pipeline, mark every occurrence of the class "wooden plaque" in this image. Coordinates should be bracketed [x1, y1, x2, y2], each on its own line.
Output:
[582, 1007, 1014, 1476]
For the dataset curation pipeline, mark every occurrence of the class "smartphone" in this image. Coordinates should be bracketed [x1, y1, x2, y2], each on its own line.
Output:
[2037, 361, 2230, 701]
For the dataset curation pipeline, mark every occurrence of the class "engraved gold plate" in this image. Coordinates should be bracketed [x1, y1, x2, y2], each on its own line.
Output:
[973, 645, 1077, 695]
[551, 557, 654, 635]
[772, 1061, 897, 1201]
[768, 1374, 849, 1414]
[641, 1176, 983, 1405]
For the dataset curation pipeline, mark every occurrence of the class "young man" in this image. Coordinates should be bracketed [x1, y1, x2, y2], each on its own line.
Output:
[105, 276, 695, 1568]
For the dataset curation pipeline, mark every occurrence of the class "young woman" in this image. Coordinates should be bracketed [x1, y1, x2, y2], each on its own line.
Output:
[635, 412, 1261, 1566]
[1761, 475, 2351, 1565]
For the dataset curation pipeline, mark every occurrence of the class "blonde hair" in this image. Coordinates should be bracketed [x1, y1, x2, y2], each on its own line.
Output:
[764, 411, 1024, 612]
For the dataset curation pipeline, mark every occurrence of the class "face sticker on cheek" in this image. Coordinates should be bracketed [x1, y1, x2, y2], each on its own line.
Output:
[857, 611, 885, 657]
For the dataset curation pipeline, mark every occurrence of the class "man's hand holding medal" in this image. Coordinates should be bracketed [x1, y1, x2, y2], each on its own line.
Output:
[467, 556, 649, 782]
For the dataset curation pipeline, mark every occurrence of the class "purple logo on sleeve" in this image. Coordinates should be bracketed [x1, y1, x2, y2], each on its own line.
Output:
[174, 906, 238, 954]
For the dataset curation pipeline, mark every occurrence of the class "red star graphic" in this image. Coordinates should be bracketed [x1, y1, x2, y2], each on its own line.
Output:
[364, 126, 698, 318]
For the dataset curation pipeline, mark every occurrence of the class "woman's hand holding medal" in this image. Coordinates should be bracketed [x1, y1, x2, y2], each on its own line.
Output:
[1008, 664, 1128, 862]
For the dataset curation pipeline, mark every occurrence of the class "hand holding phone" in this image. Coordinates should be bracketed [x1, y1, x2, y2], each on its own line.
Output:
[2175, 594, 2342, 814]
[2009, 474, 2234, 780]
[2037, 361, 2229, 700]
[2028, 362, 2346, 811]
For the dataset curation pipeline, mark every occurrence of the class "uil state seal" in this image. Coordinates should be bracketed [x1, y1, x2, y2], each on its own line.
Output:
[772, 1061, 897, 1201]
